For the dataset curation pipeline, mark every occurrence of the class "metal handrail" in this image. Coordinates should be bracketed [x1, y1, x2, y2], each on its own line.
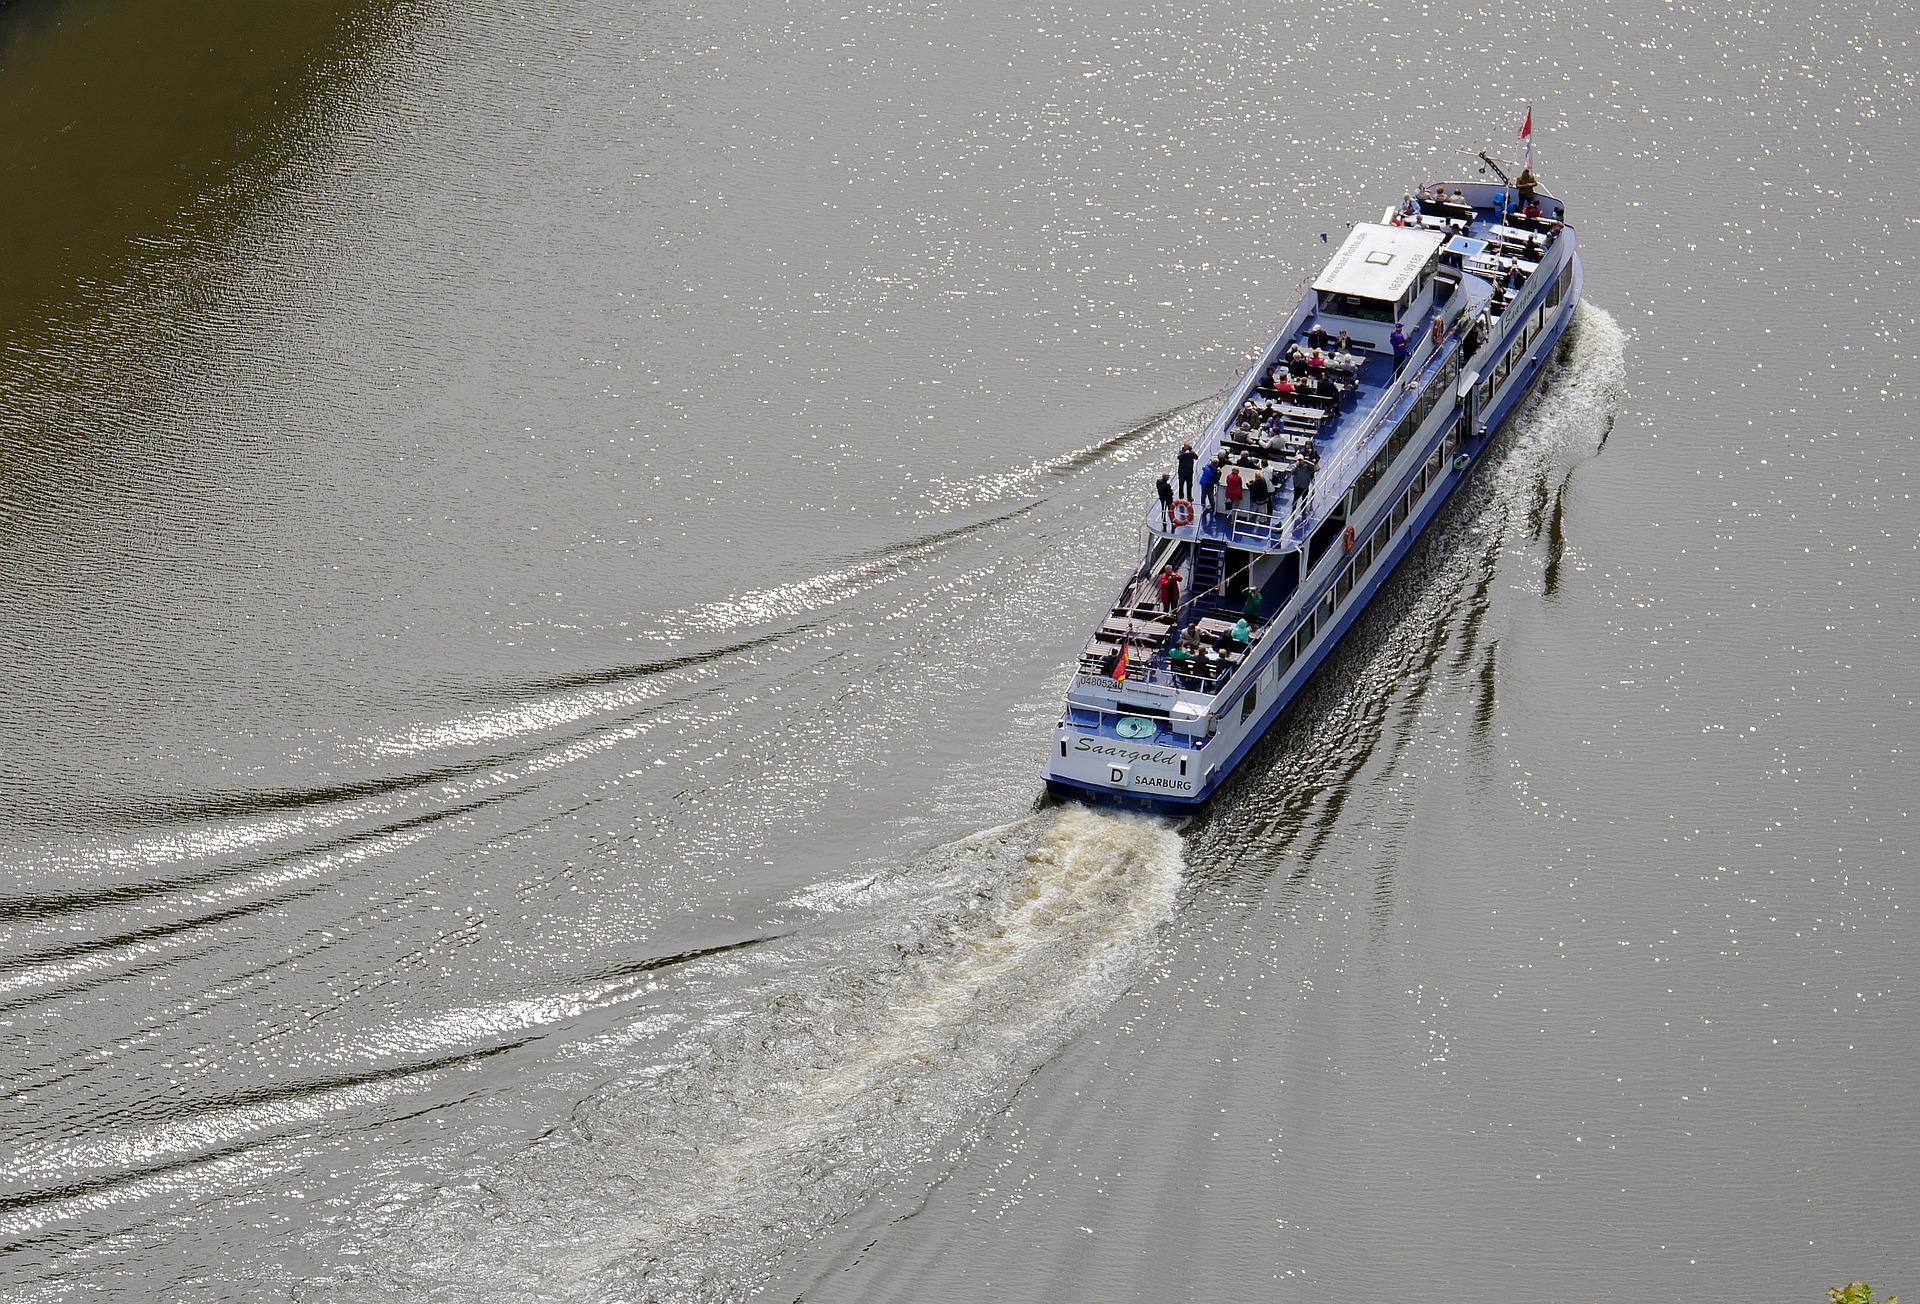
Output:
[1278, 330, 1452, 543]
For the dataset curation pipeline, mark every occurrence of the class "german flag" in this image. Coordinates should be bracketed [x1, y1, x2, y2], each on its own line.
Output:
[1111, 641, 1130, 682]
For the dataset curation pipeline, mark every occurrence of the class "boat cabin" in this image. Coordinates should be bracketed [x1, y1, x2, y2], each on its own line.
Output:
[1310, 223, 1444, 350]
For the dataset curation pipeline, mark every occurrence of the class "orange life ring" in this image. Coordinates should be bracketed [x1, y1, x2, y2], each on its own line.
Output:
[1169, 499, 1195, 527]
[1342, 524, 1357, 552]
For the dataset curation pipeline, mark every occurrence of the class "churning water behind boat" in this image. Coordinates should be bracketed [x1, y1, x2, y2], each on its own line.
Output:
[317, 808, 1182, 1302]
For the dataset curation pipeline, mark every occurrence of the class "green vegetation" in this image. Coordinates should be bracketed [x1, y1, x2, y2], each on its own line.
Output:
[1829, 1285, 1896, 1304]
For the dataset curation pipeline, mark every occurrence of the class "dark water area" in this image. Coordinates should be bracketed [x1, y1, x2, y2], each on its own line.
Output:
[0, 0, 1914, 1300]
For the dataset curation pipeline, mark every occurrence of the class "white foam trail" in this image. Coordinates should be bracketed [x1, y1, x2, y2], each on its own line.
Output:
[1486, 300, 1628, 500]
[337, 807, 1183, 1303]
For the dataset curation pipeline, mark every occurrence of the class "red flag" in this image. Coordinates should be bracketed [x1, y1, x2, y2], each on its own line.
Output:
[1111, 641, 1130, 682]
[1518, 107, 1532, 141]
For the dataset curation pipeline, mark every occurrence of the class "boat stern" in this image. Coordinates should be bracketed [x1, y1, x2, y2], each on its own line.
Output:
[1043, 721, 1207, 812]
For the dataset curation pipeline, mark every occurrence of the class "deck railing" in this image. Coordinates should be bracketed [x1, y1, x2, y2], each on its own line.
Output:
[1276, 330, 1453, 544]
[1144, 330, 1461, 552]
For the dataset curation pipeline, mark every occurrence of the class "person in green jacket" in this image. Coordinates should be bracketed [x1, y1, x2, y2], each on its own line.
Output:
[1241, 584, 1263, 622]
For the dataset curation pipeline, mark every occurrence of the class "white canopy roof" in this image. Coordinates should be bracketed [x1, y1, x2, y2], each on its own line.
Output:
[1313, 223, 1444, 302]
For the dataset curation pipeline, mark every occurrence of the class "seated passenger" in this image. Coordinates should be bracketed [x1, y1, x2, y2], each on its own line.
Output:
[1230, 617, 1253, 646]
[1274, 374, 1296, 396]
[1307, 323, 1331, 351]
[1399, 193, 1421, 218]
[1335, 328, 1353, 356]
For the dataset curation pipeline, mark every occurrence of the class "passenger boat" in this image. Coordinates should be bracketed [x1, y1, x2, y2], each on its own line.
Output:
[1043, 157, 1583, 813]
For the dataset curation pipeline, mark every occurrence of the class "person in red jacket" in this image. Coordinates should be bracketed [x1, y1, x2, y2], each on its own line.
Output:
[1157, 565, 1181, 615]
[1224, 466, 1244, 521]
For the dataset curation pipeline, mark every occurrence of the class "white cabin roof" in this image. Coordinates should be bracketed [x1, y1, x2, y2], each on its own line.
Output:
[1313, 223, 1444, 301]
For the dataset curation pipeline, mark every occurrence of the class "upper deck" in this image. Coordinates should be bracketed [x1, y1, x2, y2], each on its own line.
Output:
[1069, 183, 1574, 726]
[1138, 184, 1571, 556]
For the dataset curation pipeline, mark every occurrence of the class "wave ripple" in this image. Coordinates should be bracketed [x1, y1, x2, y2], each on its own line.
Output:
[324, 807, 1183, 1303]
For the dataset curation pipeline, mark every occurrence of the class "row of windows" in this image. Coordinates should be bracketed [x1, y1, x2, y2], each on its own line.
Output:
[1475, 302, 1551, 413]
[1476, 256, 1570, 413]
[1548, 260, 1573, 310]
[1352, 350, 1462, 510]
[1247, 416, 1469, 722]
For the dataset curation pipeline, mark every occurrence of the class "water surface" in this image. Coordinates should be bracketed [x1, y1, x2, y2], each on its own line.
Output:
[0, 0, 1914, 1299]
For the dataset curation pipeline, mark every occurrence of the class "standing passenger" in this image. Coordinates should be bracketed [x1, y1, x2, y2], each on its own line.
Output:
[1292, 443, 1319, 501]
[1156, 473, 1175, 528]
[1224, 466, 1244, 521]
[1198, 459, 1219, 524]
[1176, 442, 1198, 501]
[1390, 322, 1410, 374]
[1248, 469, 1271, 520]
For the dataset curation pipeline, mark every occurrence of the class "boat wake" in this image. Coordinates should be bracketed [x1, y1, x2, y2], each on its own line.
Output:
[319, 806, 1183, 1303]
[1186, 298, 1629, 860]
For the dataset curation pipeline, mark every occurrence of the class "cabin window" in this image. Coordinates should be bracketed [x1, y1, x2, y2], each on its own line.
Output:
[1241, 683, 1258, 722]
[1318, 591, 1335, 627]
[1391, 496, 1408, 532]
[1387, 417, 1413, 464]
[1318, 291, 1396, 323]
[1276, 633, 1296, 671]
[1309, 504, 1349, 570]
[1356, 449, 1385, 503]
[1335, 567, 1353, 602]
